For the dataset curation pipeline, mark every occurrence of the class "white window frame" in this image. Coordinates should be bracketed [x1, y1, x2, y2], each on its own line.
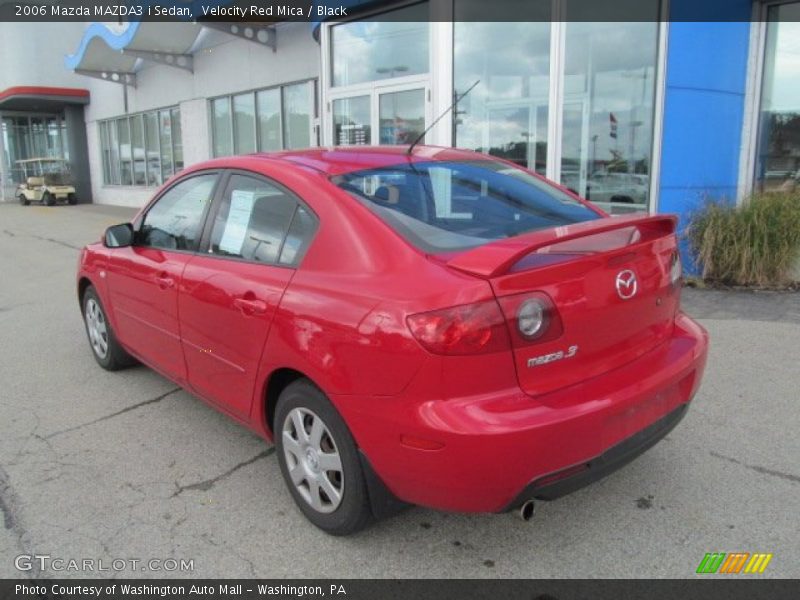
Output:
[320, 1, 438, 146]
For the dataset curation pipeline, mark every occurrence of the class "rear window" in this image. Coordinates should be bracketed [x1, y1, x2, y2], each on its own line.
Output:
[332, 160, 600, 253]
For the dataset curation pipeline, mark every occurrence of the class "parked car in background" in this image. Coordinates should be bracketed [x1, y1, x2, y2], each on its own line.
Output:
[561, 170, 649, 213]
[16, 158, 78, 205]
[587, 171, 648, 205]
[76, 146, 708, 535]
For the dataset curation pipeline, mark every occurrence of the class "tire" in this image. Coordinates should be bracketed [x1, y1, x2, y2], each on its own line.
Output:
[67, 193, 78, 205]
[82, 286, 137, 371]
[18, 194, 30, 206]
[275, 380, 372, 535]
[42, 192, 55, 206]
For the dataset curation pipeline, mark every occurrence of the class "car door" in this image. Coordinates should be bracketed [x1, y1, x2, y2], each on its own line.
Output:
[105, 172, 219, 383]
[179, 172, 318, 419]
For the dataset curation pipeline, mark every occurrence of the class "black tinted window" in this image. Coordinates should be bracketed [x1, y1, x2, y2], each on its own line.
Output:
[209, 174, 302, 264]
[333, 160, 600, 253]
[139, 174, 217, 250]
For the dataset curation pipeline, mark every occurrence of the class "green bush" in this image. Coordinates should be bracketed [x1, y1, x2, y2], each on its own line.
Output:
[687, 191, 800, 287]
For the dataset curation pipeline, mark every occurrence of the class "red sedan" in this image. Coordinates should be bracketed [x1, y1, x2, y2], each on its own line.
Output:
[77, 146, 708, 535]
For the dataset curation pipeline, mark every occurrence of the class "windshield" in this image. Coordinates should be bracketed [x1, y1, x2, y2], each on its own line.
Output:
[37, 161, 71, 185]
[332, 160, 601, 253]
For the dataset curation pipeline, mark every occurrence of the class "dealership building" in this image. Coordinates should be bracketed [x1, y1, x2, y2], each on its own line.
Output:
[1, 1, 798, 236]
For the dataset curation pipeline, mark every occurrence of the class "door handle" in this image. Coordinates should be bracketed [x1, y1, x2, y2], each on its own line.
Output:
[156, 273, 175, 289]
[233, 297, 268, 315]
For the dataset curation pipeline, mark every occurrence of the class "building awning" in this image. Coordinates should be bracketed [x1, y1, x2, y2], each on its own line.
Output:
[0, 86, 90, 112]
[64, 21, 204, 86]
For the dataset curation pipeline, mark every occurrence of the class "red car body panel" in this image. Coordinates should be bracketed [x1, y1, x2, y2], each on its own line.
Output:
[77, 147, 709, 514]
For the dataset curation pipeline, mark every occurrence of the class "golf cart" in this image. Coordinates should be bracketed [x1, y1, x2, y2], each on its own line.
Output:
[16, 158, 78, 206]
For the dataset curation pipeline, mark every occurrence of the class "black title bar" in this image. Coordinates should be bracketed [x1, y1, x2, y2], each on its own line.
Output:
[2, 579, 800, 600]
[0, 0, 798, 23]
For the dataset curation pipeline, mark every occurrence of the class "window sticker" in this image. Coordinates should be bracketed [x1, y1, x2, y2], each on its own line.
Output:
[219, 189, 255, 255]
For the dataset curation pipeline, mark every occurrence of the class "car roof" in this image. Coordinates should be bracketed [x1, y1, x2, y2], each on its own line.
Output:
[252, 145, 490, 176]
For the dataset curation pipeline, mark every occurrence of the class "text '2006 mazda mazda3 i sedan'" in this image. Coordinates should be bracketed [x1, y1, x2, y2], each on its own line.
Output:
[77, 146, 708, 535]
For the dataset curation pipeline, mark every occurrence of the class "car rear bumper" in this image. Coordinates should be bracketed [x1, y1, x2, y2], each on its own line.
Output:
[501, 402, 688, 510]
[332, 312, 709, 514]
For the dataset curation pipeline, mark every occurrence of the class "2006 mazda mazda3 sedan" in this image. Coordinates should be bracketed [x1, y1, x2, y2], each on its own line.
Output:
[77, 146, 708, 534]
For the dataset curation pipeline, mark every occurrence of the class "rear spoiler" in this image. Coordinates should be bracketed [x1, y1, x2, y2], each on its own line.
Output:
[446, 214, 677, 278]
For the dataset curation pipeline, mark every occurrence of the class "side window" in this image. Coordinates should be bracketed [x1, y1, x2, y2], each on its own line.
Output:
[209, 174, 316, 265]
[279, 205, 316, 265]
[139, 174, 217, 250]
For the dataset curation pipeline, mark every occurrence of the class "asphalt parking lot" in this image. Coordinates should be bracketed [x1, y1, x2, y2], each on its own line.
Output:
[0, 203, 798, 579]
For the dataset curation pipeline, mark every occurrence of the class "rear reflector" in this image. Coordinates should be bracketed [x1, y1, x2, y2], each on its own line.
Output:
[406, 300, 510, 355]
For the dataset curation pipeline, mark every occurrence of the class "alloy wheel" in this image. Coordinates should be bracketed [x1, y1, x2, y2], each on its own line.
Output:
[85, 298, 109, 359]
[282, 407, 344, 514]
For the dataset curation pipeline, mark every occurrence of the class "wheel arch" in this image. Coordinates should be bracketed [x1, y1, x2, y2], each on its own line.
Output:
[77, 276, 92, 310]
[263, 367, 316, 437]
[263, 365, 406, 523]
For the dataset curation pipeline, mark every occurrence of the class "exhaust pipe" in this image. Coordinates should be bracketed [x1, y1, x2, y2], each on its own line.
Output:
[518, 499, 535, 522]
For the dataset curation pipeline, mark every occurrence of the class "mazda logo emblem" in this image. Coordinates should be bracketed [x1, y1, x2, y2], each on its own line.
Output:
[615, 270, 638, 300]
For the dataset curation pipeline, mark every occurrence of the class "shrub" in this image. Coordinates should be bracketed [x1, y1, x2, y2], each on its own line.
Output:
[686, 191, 800, 287]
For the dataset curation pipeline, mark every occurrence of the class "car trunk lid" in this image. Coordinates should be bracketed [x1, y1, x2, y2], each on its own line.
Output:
[444, 214, 681, 399]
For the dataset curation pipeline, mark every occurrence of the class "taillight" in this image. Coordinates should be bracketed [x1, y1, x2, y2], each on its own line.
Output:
[406, 300, 510, 355]
[496, 292, 563, 347]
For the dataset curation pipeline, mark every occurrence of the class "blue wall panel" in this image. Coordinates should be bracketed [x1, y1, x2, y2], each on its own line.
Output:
[659, 0, 753, 271]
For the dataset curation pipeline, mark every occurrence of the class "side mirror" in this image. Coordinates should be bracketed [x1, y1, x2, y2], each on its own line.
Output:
[104, 223, 134, 248]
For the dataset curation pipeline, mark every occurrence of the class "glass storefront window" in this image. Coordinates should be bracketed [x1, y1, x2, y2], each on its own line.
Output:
[450, 1, 660, 212]
[117, 118, 133, 186]
[144, 112, 161, 186]
[257, 88, 282, 151]
[46, 117, 61, 157]
[756, 2, 800, 193]
[282, 82, 312, 149]
[3, 117, 29, 183]
[212, 97, 233, 157]
[560, 20, 658, 213]
[330, 3, 429, 87]
[99, 122, 111, 185]
[108, 119, 120, 185]
[379, 88, 426, 145]
[99, 107, 181, 187]
[454, 17, 551, 174]
[233, 93, 257, 155]
[211, 81, 316, 156]
[171, 108, 183, 172]
[159, 110, 174, 183]
[29, 117, 47, 158]
[333, 96, 371, 145]
[131, 114, 146, 185]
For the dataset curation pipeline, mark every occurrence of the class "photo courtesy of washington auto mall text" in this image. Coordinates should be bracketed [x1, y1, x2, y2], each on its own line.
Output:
[14, 583, 348, 598]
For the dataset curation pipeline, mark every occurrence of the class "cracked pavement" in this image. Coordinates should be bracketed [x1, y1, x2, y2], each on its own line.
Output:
[0, 203, 798, 578]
